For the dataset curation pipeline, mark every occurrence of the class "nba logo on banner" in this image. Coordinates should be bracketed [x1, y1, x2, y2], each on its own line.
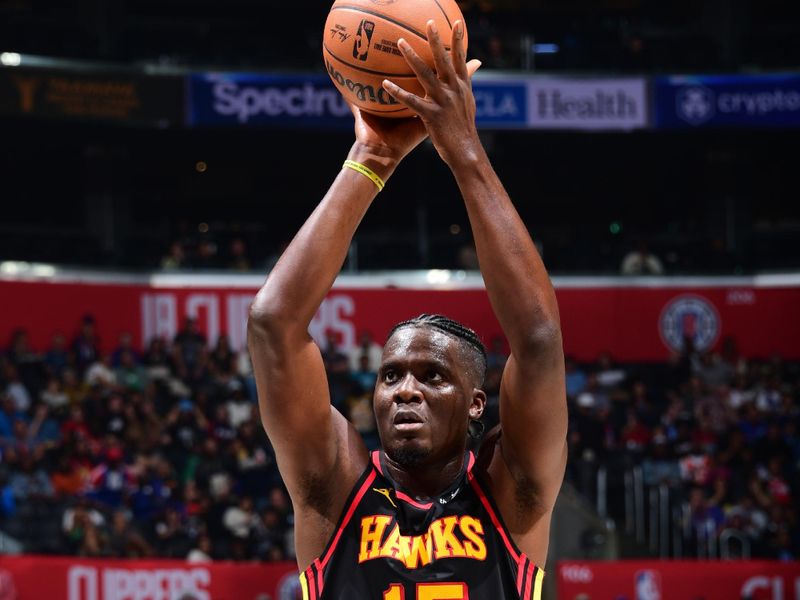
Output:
[659, 294, 721, 353]
[634, 570, 662, 600]
[353, 20, 376, 61]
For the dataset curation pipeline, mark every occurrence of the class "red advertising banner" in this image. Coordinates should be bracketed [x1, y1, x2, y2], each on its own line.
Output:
[0, 555, 298, 600]
[1, 274, 799, 361]
[557, 560, 800, 600]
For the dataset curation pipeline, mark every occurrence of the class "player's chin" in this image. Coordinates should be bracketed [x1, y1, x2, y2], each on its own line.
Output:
[384, 437, 432, 468]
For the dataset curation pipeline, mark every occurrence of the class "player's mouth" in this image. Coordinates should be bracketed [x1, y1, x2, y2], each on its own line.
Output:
[393, 410, 425, 431]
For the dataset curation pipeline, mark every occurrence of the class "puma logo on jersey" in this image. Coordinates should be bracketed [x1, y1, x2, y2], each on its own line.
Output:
[372, 487, 397, 508]
[358, 515, 488, 569]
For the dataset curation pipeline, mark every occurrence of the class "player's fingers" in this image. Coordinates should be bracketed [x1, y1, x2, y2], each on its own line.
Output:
[427, 20, 457, 83]
[466, 59, 482, 79]
[397, 38, 440, 98]
[451, 20, 468, 80]
[382, 79, 428, 116]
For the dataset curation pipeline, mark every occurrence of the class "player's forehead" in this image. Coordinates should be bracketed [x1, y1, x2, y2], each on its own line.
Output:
[381, 326, 459, 365]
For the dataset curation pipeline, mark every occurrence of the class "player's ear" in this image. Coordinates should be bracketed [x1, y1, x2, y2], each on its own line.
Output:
[469, 388, 486, 420]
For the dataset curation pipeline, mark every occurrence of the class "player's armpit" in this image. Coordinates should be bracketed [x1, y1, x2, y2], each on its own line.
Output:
[246, 321, 368, 518]
[496, 335, 568, 514]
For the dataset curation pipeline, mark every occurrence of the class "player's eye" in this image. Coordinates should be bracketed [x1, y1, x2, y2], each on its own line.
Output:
[426, 370, 442, 383]
[383, 369, 398, 383]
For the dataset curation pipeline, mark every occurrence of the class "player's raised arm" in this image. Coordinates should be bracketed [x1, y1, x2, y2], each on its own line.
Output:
[384, 20, 567, 564]
[247, 110, 427, 566]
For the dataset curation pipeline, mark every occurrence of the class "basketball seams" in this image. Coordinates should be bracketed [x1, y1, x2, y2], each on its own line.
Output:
[323, 43, 416, 78]
[431, 0, 453, 28]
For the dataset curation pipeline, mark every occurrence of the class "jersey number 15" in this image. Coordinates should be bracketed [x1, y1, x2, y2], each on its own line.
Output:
[384, 582, 468, 600]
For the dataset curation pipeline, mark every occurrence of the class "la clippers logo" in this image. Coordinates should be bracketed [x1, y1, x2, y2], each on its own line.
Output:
[354, 19, 376, 61]
[277, 571, 302, 600]
[659, 295, 720, 353]
[635, 570, 662, 600]
[677, 86, 715, 125]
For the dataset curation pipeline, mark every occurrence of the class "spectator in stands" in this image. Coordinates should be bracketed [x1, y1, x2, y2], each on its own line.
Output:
[63, 501, 107, 556]
[688, 486, 725, 535]
[485, 335, 508, 370]
[153, 507, 192, 558]
[210, 336, 236, 386]
[351, 354, 377, 393]
[142, 337, 171, 371]
[0, 396, 22, 443]
[345, 383, 379, 451]
[61, 405, 92, 443]
[9, 451, 54, 504]
[348, 330, 383, 373]
[694, 351, 735, 389]
[108, 509, 152, 558]
[234, 421, 275, 498]
[85, 354, 117, 388]
[620, 241, 665, 275]
[565, 356, 587, 399]
[72, 315, 100, 373]
[161, 241, 187, 270]
[88, 445, 133, 509]
[44, 332, 71, 377]
[100, 394, 128, 440]
[225, 382, 253, 429]
[28, 404, 60, 450]
[223, 495, 259, 543]
[187, 534, 214, 562]
[191, 239, 219, 270]
[130, 454, 176, 522]
[323, 331, 352, 409]
[228, 238, 251, 271]
[173, 317, 206, 374]
[111, 332, 140, 367]
[40, 377, 69, 412]
[61, 368, 88, 406]
[115, 350, 146, 392]
[51, 454, 86, 498]
[4, 365, 32, 413]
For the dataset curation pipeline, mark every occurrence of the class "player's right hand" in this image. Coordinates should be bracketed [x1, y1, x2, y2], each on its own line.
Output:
[349, 103, 429, 165]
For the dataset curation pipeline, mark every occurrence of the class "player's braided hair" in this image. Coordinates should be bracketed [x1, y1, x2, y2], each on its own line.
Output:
[388, 314, 488, 383]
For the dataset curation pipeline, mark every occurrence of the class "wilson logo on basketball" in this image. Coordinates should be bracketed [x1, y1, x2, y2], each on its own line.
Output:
[353, 19, 376, 61]
[325, 59, 400, 107]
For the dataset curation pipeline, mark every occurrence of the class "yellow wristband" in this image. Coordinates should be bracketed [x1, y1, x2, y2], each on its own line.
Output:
[343, 160, 385, 191]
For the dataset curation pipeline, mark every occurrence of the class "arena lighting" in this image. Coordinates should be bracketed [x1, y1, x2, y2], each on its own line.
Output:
[0, 261, 56, 277]
[533, 43, 559, 55]
[0, 52, 21, 66]
[426, 269, 452, 284]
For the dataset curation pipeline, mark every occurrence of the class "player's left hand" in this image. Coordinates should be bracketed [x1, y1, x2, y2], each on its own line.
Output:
[382, 20, 483, 170]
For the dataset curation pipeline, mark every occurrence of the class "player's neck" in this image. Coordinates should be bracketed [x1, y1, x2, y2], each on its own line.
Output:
[383, 451, 466, 500]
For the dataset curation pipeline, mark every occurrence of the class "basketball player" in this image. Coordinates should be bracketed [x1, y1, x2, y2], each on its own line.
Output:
[248, 20, 566, 599]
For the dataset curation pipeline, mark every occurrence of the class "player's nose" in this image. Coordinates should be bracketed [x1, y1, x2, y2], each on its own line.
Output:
[394, 373, 423, 404]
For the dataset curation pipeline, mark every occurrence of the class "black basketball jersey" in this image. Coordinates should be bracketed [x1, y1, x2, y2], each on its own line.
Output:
[298, 451, 544, 600]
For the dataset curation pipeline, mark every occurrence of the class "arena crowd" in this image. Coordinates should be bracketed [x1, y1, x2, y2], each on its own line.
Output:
[0, 316, 797, 562]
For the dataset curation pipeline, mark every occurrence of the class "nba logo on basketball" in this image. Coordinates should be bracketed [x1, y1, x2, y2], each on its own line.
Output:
[353, 19, 376, 60]
[635, 570, 662, 600]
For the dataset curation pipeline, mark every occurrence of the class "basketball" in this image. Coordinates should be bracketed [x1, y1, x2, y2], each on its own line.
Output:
[323, 0, 468, 118]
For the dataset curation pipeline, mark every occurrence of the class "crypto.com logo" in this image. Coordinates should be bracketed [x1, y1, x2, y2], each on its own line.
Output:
[677, 86, 715, 125]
